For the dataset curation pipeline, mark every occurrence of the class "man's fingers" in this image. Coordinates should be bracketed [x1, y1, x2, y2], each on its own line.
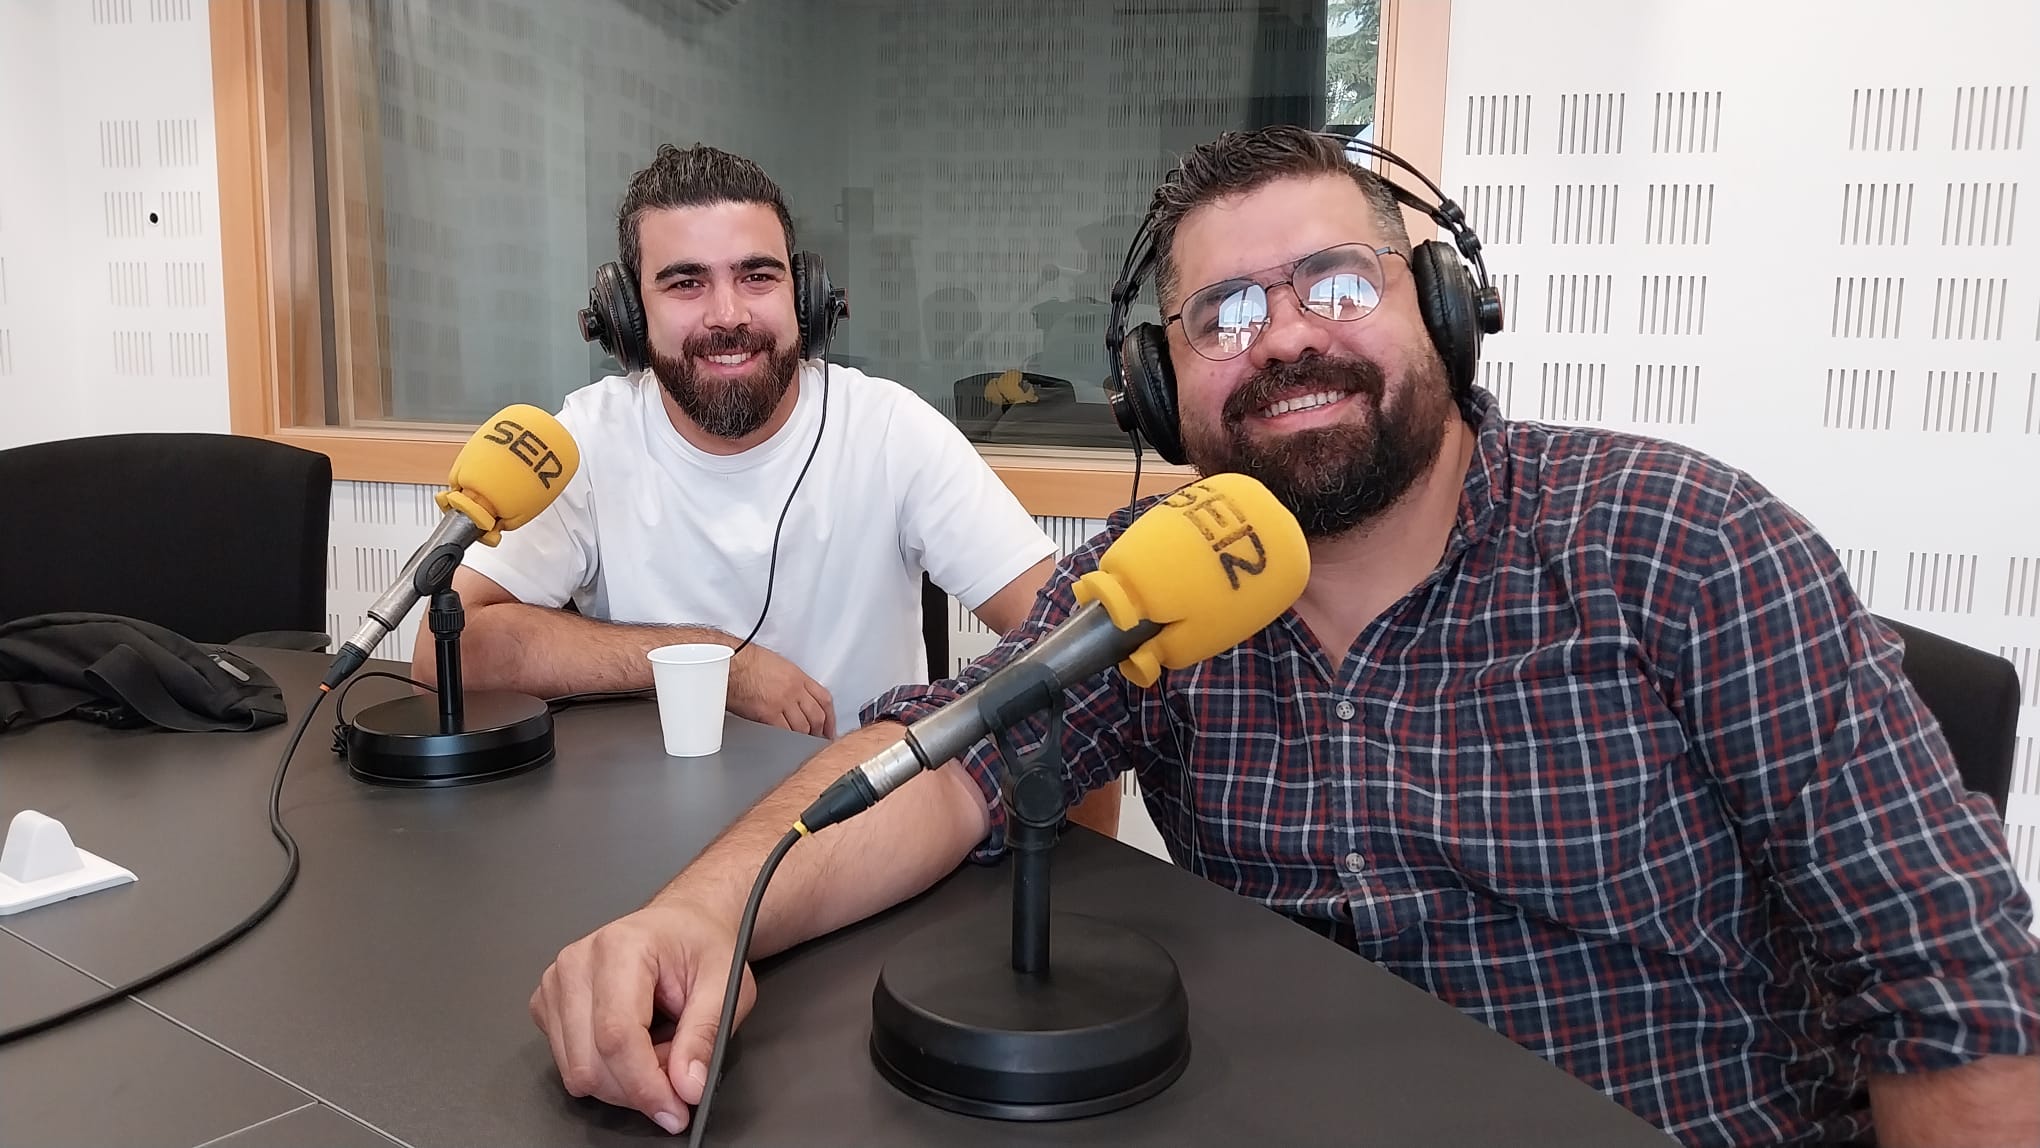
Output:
[551, 950, 611, 1100]
[668, 960, 756, 1108]
[597, 1024, 686, 1132]
[795, 692, 828, 738]
[668, 986, 723, 1108]
[532, 972, 580, 1102]
[808, 681, 837, 739]
[772, 701, 806, 735]
[583, 946, 688, 1126]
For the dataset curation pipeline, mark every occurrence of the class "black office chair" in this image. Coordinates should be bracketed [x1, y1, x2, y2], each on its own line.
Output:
[1876, 615, 2020, 817]
[0, 433, 332, 648]
[921, 573, 950, 681]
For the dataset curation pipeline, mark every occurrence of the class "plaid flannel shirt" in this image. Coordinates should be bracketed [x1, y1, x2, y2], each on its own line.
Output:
[863, 385, 2040, 1146]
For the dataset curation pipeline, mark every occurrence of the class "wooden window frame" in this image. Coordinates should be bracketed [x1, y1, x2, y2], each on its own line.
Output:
[211, 0, 1449, 520]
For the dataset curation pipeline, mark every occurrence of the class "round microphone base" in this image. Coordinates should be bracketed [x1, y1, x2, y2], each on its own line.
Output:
[345, 691, 554, 788]
[869, 911, 1190, 1121]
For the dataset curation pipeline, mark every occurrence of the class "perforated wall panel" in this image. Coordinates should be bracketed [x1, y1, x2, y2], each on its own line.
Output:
[1445, 0, 2039, 911]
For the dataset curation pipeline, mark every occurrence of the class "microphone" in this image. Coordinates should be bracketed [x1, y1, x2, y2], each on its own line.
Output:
[796, 471, 1308, 835]
[320, 404, 581, 691]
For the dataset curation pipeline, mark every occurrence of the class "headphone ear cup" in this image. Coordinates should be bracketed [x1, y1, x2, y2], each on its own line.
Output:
[586, 261, 647, 374]
[1410, 241, 1480, 396]
[1114, 322, 1187, 466]
[792, 251, 843, 360]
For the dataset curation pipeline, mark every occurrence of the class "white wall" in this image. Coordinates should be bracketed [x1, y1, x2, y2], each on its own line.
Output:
[0, 0, 230, 449]
[1441, 0, 2040, 907]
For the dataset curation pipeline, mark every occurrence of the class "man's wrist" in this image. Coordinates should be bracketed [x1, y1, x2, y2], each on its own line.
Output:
[649, 624, 739, 649]
[648, 625, 748, 679]
[645, 879, 744, 930]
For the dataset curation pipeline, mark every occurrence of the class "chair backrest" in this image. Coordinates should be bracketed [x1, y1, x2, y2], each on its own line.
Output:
[0, 433, 332, 645]
[1876, 615, 2020, 816]
[920, 574, 950, 682]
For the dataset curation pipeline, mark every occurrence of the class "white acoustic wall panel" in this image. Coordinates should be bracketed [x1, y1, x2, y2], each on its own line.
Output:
[0, 0, 230, 448]
[325, 481, 444, 665]
[1444, 0, 2040, 915]
[0, 0, 74, 442]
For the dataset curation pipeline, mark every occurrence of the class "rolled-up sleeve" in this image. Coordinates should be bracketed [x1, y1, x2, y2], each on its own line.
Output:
[1680, 474, 2040, 1073]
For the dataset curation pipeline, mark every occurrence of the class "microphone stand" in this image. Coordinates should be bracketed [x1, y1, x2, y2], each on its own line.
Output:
[342, 571, 556, 788]
[999, 712, 1061, 977]
[431, 588, 466, 733]
[868, 682, 1191, 1120]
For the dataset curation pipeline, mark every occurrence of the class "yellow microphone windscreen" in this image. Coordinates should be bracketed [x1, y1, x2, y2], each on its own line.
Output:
[435, 404, 582, 545]
[1072, 472, 1309, 687]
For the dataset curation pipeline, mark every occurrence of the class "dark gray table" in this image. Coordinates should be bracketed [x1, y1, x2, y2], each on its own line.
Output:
[0, 650, 1674, 1147]
[0, 930, 379, 1148]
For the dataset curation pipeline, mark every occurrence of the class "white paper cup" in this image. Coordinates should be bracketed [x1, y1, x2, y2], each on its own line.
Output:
[647, 643, 734, 757]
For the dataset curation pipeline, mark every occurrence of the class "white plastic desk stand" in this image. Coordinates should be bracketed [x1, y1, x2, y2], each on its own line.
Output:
[0, 809, 136, 915]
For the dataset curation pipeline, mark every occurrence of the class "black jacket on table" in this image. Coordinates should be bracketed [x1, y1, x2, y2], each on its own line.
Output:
[0, 613, 286, 734]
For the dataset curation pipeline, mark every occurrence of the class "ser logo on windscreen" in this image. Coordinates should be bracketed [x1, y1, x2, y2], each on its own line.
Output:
[483, 419, 567, 488]
[1163, 484, 1267, 590]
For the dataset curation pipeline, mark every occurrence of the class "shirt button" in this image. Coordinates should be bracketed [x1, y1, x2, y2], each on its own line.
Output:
[1334, 699, 1356, 721]
[1344, 852, 1366, 874]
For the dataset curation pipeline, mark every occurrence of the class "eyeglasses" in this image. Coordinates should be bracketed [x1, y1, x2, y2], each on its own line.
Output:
[1168, 242, 1400, 361]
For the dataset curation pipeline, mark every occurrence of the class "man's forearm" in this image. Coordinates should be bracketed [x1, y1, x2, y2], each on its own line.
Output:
[448, 602, 733, 697]
[651, 721, 988, 958]
[1870, 1054, 2040, 1147]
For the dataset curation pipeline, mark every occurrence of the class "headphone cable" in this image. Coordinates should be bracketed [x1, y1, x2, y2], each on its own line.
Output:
[1126, 431, 1144, 512]
[0, 682, 329, 1045]
[729, 359, 829, 660]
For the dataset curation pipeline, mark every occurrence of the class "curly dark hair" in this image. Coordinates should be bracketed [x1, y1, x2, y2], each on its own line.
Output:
[1146, 124, 1410, 308]
[616, 143, 797, 278]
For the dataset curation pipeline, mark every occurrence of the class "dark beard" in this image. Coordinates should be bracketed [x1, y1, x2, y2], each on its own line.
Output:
[648, 326, 801, 441]
[1181, 353, 1453, 539]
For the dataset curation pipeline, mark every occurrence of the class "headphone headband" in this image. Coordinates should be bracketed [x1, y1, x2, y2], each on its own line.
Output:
[1341, 136, 1495, 304]
[1106, 127, 1505, 467]
[1110, 130, 1496, 338]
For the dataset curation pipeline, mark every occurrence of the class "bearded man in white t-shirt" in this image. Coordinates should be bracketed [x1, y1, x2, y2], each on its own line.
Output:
[413, 145, 1119, 831]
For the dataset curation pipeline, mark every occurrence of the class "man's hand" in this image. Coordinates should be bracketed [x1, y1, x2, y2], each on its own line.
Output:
[530, 903, 755, 1135]
[727, 644, 835, 738]
[527, 724, 993, 1134]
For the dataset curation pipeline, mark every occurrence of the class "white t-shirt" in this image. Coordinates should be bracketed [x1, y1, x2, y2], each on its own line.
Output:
[461, 361, 1056, 733]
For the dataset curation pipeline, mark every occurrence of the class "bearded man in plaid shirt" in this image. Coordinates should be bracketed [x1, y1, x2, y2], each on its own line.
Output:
[530, 126, 2039, 1146]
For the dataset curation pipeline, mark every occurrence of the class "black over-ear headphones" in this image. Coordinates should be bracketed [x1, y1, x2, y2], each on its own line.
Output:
[577, 250, 849, 372]
[1106, 131, 1504, 466]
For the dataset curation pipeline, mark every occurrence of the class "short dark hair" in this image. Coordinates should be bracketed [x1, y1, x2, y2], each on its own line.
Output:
[616, 143, 797, 280]
[1146, 125, 1411, 309]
